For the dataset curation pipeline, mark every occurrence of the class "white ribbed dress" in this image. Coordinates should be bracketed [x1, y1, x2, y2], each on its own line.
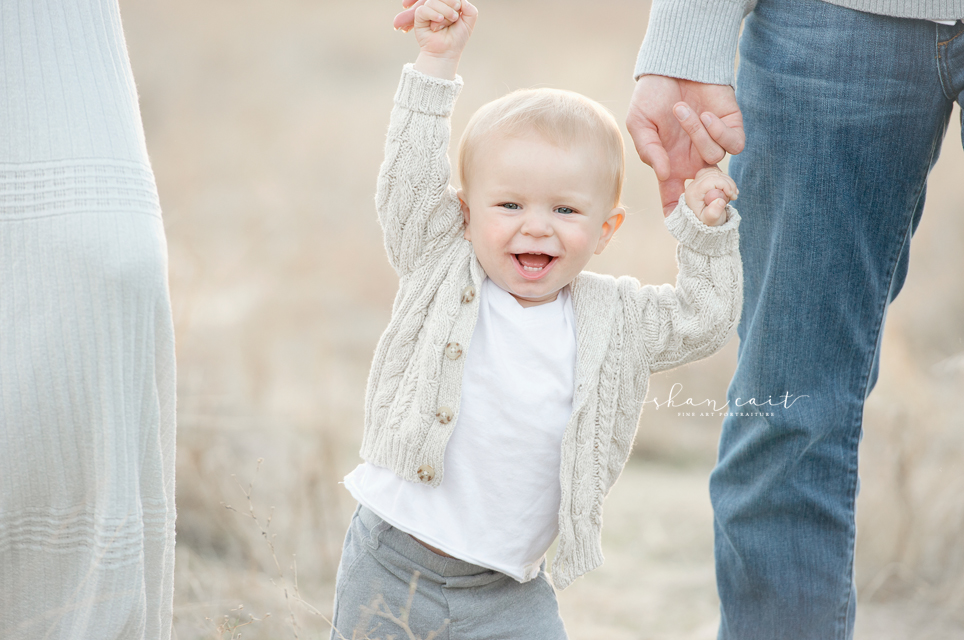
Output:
[0, 2, 176, 639]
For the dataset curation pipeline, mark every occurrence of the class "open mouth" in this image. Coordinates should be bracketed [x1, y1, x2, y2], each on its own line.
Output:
[512, 253, 557, 279]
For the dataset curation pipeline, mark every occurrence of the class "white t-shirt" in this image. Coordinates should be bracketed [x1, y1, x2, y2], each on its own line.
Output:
[344, 277, 576, 582]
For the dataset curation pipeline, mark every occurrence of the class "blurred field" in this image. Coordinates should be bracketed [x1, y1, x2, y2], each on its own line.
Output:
[119, 0, 964, 638]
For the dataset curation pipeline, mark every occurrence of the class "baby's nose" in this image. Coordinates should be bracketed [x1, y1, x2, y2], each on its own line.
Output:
[521, 211, 553, 236]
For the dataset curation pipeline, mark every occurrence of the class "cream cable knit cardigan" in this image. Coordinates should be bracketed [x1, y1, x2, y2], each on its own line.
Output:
[362, 65, 743, 589]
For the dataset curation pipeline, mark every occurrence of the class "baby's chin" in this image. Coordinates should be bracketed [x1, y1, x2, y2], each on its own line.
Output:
[504, 283, 564, 308]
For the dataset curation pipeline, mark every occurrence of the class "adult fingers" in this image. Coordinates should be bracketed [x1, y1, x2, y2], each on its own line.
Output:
[627, 122, 670, 181]
[659, 178, 686, 217]
[393, 0, 424, 31]
[673, 101, 726, 165]
[699, 111, 746, 155]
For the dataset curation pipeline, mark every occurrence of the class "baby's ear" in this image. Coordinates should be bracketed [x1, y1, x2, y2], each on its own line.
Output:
[457, 189, 471, 241]
[594, 206, 625, 255]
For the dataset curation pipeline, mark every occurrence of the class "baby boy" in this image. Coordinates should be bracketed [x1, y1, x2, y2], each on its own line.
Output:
[331, 1, 743, 638]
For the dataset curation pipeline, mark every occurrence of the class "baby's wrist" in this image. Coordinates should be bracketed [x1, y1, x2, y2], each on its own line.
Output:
[683, 191, 702, 216]
[414, 52, 461, 81]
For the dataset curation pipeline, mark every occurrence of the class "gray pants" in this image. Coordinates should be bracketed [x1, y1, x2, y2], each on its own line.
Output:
[330, 505, 568, 640]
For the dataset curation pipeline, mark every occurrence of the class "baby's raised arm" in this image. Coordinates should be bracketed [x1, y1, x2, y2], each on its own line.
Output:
[375, 0, 478, 277]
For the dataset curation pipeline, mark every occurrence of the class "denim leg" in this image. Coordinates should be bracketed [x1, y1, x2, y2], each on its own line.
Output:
[938, 22, 964, 138]
[711, 2, 958, 638]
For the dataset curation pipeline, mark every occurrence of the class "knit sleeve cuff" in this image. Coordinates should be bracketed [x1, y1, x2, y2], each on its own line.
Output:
[634, 0, 753, 86]
[665, 194, 741, 257]
[395, 63, 464, 117]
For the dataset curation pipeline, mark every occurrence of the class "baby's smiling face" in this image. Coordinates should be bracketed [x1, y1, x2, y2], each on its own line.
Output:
[459, 132, 624, 307]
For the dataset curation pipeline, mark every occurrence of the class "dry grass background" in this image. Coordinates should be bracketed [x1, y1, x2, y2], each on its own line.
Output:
[119, 0, 964, 637]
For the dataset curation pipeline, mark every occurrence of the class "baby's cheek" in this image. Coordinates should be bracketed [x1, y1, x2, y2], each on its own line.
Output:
[474, 227, 502, 252]
[568, 228, 599, 260]
[471, 230, 508, 273]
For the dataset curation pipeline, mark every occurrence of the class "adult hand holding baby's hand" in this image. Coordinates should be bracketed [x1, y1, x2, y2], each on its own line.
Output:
[685, 167, 738, 227]
[394, 0, 479, 80]
[627, 76, 744, 217]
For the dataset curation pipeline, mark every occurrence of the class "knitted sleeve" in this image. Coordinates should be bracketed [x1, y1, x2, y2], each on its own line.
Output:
[627, 196, 743, 373]
[375, 64, 466, 277]
[634, 0, 757, 86]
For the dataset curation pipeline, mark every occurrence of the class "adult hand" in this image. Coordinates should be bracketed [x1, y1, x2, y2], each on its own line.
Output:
[627, 75, 744, 216]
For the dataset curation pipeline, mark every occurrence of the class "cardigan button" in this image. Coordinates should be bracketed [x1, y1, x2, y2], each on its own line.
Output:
[436, 406, 453, 424]
[417, 464, 435, 483]
[460, 285, 476, 304]
[444, 342, 463, 360]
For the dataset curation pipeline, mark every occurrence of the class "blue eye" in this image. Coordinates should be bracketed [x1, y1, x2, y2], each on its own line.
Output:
[500, 203, 520, 210]
[556, 206, 575, 214]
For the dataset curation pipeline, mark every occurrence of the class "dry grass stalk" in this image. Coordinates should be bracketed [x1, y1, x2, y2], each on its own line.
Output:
[221, 460, 449, 640]
[353, 571, 450, 640]
[207, 604, 270, 640]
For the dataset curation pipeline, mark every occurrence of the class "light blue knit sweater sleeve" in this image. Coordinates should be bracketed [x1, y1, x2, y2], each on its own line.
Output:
[375, 65, 466, 277]
[634, 0, 964, 86]
[634, 0, 757, 86]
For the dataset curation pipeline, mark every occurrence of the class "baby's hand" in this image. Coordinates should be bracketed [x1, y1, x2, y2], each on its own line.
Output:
[395, 0, 479, 80]
[684, 166, 738, 227]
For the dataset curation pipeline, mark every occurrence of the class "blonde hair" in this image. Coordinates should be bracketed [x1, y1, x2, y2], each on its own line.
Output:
[458, 88, 625, 207]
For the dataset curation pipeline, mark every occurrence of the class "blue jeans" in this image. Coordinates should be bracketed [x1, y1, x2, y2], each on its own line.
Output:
[714, 1, 964, 638]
